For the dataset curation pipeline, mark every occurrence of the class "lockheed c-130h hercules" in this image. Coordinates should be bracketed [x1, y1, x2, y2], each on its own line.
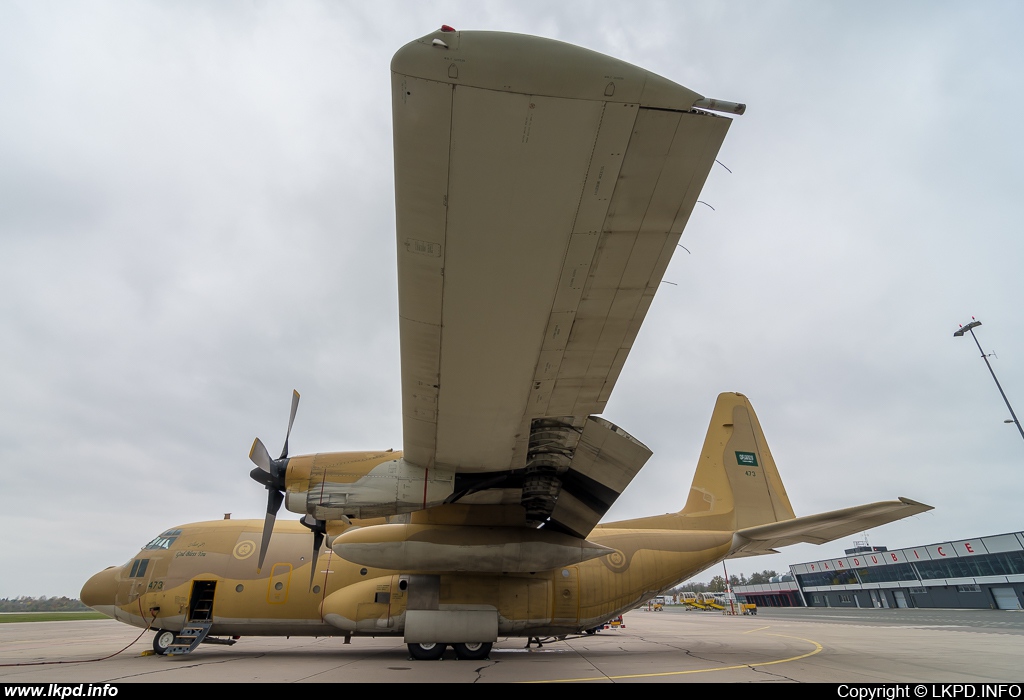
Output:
[81, 27, 931, 661]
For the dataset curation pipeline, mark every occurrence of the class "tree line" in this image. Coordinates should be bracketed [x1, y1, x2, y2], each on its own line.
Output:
[675, 570, 779, 594]
[0, 596, 90, 612]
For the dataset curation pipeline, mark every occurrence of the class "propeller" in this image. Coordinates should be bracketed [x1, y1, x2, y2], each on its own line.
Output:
[248, 390, 300, 572]
[300, 514, 327, 590]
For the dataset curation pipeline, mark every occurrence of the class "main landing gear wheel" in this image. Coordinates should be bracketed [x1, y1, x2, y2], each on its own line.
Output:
[153, 629, 176, 656]
[453, 642, 492, 661]
[407, 642, 446, 660]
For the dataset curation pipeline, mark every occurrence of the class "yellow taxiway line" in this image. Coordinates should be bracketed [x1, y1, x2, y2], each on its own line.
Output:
[524, 628, 823, 683]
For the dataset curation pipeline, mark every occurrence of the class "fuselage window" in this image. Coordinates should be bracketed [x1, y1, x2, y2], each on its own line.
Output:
[128, 559, 150, 578]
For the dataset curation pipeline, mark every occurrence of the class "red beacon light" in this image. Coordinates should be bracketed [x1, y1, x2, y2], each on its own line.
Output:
[440, 25, 456, 32]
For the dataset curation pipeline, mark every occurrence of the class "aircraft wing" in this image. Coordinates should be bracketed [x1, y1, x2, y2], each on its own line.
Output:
[391, 29, 733, 522]
[727, 497, 934, 557]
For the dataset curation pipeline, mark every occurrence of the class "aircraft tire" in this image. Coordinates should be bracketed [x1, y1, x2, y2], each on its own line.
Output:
[407, 642, 446, 660]
[153, 630, 176, 656]
[452, 642, 492, 661]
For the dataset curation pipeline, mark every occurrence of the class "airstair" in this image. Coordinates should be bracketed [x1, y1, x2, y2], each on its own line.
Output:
[166, 620, 213, 655]
[166, 580, 231, 655]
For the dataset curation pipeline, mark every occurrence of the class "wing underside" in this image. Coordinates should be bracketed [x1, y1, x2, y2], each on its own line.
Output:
[391, 30, 732, 523]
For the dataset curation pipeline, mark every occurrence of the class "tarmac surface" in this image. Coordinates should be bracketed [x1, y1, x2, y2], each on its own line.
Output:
[2, 607, 1023, 683]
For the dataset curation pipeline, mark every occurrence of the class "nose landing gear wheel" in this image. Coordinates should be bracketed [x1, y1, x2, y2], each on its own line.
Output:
[453, 642, 492, 660]
[153, 629, 176, 655]
[407, 642, 446, 660]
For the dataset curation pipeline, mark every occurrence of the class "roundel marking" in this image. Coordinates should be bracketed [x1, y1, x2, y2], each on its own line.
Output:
[601, 549, 631, 574]
[233, 540, 257, 560]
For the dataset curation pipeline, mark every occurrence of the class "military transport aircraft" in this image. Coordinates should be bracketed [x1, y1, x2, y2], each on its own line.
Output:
[81, 27, 931, 661]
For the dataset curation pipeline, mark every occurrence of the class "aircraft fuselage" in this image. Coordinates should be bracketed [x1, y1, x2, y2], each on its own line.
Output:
[81, 517, 733, 639]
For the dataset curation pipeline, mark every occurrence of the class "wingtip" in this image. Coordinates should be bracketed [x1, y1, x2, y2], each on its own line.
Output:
[897, 497, 934, 511]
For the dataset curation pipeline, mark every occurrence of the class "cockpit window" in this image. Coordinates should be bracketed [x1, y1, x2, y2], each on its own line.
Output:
[144, 529, 182, 550]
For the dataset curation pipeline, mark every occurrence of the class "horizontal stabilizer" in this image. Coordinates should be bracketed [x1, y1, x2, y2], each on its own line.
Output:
[729, 497, 932, 557]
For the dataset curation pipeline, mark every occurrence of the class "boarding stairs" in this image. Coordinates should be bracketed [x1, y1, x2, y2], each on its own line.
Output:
[166, 583, 232, 655]
[166, 620, 213, 655]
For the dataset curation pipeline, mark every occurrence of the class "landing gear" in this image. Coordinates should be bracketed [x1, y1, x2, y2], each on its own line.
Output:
[407, 642, 446, 660]
[453, 642, 492, 660]
[153, 629, 176, 656]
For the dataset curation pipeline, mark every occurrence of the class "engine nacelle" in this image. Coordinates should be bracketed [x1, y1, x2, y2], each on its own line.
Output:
[284, 451, 454, 519]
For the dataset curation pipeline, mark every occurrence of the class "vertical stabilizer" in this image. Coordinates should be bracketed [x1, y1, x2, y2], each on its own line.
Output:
[679, 393, 795, 530]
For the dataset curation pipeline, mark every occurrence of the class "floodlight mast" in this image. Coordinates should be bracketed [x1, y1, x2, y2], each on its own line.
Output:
[954, 319, 1024, 444]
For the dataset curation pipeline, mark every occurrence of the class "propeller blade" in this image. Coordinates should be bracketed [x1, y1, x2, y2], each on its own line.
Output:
[280, 390, 300, 459]
[300, 514, 326, 590]
[308, 529, 324, 590]
[249, 437, 272, 473]
[257, 488, 284, 572]
[249, 466, 275, 488]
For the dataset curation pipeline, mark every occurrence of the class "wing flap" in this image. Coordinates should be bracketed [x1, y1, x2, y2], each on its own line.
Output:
[546, 417, 653, 537]
[540, 109, 730, 419]
[729, 497, 933, 557]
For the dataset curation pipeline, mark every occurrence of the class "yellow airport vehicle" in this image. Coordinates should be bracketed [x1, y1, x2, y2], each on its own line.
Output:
[604, 616, 626, 630]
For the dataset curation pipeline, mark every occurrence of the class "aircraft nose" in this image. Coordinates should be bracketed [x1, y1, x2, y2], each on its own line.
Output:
[80, 566, 120, 617]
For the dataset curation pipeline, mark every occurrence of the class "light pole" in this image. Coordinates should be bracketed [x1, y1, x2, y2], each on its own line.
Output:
[954, 318, 1024, 443]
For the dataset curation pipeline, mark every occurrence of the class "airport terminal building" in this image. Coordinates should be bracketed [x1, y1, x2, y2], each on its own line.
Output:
[735, 530, 1024, 610]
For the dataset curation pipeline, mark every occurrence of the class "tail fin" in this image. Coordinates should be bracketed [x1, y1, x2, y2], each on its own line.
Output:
[595, 393, 931, 550]
[599, 392, 796, 533]
[678, 392, 795, 530]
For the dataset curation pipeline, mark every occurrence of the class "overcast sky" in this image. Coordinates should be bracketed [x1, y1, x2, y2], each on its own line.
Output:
[2, 1, 1023, 597]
